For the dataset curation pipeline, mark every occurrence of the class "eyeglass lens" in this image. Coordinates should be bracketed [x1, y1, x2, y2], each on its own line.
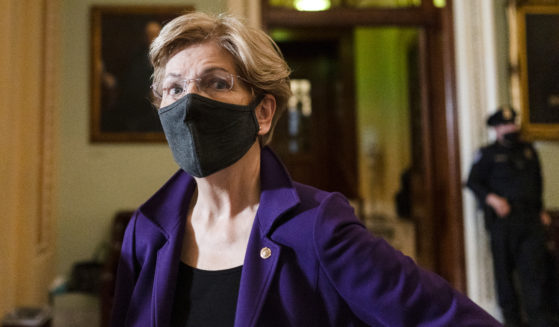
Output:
[155, 70, 236, 103]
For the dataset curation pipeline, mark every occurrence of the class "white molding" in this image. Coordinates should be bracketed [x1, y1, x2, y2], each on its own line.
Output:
[454, 0, 502, 321]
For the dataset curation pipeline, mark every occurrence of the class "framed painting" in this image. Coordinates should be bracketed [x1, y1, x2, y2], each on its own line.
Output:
[515, 5, 559, 140]
[90, 5, 193, 142]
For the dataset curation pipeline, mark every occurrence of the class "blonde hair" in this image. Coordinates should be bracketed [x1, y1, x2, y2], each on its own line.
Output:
[149, 11, 292, 145]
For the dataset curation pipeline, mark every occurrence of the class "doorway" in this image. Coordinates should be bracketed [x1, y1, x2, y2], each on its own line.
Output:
[270, 26, 431, 267]
[263, 1, 465, 290]
[270, 29, 358, 199]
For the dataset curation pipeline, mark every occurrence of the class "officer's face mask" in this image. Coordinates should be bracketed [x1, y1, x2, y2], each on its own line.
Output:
[502, 131, 521, 146]
[158, 93, 262, 178]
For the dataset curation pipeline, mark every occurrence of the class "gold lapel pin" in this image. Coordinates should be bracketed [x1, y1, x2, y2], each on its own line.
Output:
[260, 247, 272, 259]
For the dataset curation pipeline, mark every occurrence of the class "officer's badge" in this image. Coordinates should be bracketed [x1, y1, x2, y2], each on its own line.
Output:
[524, 147, 533, 159]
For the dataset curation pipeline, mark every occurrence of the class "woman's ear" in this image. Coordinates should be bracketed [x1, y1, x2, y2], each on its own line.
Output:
[255, 94, 276, 135]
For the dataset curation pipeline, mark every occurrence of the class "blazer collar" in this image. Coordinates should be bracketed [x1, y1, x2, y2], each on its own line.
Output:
[257, 147, 300, 235]
[138, 170, 196, 236]
[136, 147, 300, 327]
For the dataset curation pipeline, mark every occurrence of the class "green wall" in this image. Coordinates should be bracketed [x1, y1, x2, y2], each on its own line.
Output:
[354, 27, 417, 217]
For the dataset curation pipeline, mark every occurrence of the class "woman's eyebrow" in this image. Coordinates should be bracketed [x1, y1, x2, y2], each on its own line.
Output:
[163, 67, 229, 80]
[162, 72, 184, 81]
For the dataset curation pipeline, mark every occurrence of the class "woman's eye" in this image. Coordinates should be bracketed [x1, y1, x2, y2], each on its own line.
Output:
[168, 86, 184, 96]
[162, 83, 184, 97]
[204, 76, 231, 91]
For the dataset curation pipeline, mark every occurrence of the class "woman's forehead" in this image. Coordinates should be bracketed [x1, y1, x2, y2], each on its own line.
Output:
[164, 41, 235, 77]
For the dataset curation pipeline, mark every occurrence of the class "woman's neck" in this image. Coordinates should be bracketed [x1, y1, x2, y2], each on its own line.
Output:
[192, 142, 261, 219]
[182, 143, 261, 269]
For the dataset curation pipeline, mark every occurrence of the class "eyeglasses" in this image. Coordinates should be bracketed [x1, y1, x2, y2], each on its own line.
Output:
[151, 70, 245, 104]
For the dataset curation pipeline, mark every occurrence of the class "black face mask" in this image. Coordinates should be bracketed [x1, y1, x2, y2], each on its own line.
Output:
[502, 131, 521, 146]
[158, 93, 262, 177]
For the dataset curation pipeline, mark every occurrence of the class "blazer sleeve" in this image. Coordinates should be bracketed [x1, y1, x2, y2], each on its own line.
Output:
[110, 213, 139, 327]
[313, 193, 500, 326]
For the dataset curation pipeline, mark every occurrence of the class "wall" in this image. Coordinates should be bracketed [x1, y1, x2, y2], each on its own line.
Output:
[537, 141, 559, 209]
[57, 0, 227, 276]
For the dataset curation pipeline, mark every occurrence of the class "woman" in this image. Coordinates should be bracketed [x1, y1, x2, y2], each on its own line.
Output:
[111, 12, 501, 327]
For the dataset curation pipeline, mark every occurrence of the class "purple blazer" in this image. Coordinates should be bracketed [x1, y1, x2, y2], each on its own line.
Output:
[111, 147, 501, 327]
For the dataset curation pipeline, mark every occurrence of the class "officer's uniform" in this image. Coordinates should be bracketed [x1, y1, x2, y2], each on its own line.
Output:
[467, 107, 554, 327]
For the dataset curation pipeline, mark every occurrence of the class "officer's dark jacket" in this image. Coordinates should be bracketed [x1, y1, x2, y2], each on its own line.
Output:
[466, 141, 543, 214]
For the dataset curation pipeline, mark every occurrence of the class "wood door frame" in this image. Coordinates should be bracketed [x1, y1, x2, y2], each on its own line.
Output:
[262, 1, 466, 291]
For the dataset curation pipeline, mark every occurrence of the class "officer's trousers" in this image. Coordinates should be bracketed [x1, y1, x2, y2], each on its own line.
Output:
[489, 214, 551, 327]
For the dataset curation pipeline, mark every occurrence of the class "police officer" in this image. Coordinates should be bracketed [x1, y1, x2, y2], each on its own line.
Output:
[467, 106, 555, 327]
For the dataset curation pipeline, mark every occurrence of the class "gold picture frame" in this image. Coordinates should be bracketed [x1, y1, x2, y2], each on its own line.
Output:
[90, 5, 193, 143]
[512, 5, 559, 140]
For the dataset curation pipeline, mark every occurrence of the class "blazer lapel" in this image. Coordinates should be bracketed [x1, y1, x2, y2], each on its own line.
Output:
[139, 171, 196, 327]
[234, 147, 300, 327]
[152, 220, 185, 327]
[234, 220, 282, 327]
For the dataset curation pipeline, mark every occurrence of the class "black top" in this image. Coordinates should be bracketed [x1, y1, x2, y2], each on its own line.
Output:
[466, 141, 543, 219]
[170, 262, 243, 327]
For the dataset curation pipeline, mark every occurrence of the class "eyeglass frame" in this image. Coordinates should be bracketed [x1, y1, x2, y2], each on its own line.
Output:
[150, 69, 253, 103]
